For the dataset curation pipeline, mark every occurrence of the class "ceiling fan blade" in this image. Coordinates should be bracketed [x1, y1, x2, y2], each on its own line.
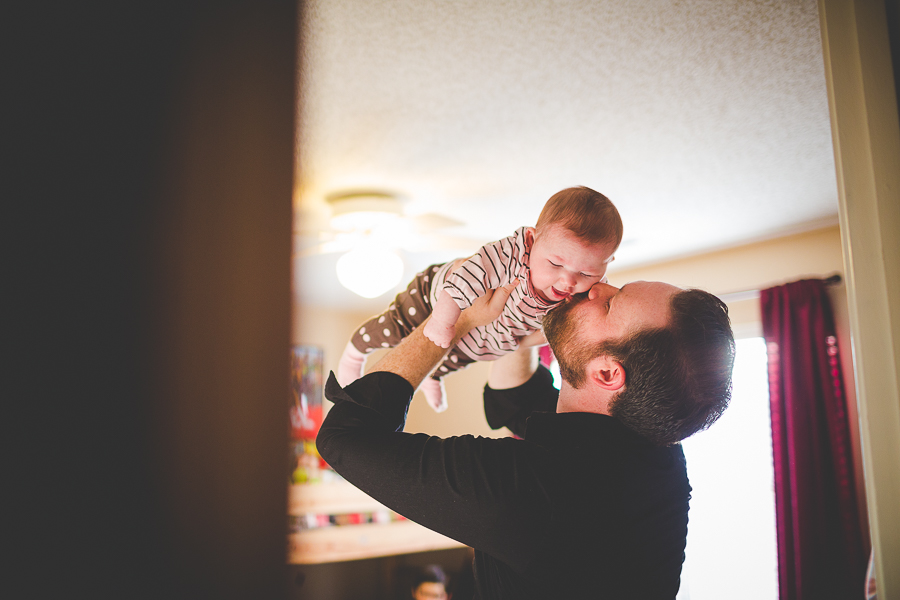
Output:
[408, 213, 464, 233]
[402, 234, 484, 254]
[293, 238, 354, 258]
[294, 219, 336, 237]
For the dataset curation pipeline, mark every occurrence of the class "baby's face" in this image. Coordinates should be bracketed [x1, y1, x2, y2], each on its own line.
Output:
[527, 224, 617, 303]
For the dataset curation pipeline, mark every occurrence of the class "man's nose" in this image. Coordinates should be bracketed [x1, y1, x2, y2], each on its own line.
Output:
[588, 281, 618, 301]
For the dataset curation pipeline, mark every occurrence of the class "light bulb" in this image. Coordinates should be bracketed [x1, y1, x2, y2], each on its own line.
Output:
[335, 246, 404, 298]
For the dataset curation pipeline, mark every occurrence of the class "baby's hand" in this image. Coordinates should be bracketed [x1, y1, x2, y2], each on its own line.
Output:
[424, 319, 456, 348]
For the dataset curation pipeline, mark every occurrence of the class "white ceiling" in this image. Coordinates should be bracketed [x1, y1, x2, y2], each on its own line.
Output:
[294, 0, 838, 312]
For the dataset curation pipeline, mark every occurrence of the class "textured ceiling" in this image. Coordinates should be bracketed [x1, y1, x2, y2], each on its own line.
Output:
[294, 0, 838, 312]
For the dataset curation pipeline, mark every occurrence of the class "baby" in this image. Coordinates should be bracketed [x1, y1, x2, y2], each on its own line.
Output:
[337, 186, 623, 411]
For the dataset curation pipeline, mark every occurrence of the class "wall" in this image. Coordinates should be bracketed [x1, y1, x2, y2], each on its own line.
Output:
[818, 0, 900, 593]
[608, 224, 845, 334]
[12, 3, 297, 599]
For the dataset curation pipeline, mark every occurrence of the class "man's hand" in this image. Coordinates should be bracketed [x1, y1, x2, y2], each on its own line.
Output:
[458, 280, 519, 332]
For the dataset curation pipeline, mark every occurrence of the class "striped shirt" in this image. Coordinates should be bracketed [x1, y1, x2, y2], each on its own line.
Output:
[432, 227, 562, 361]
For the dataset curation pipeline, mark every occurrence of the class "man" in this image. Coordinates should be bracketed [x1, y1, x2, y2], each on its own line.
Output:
[317, 281, 735, 599]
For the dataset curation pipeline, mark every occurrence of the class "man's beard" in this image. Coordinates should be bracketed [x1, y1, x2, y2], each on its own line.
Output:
[543, 292, 592, 388]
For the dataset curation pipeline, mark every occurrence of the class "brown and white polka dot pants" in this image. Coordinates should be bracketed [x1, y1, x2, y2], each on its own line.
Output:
[349, 263, 476, 381]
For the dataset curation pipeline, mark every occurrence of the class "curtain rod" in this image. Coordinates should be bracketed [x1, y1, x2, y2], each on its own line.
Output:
[716, 274, 842, 304]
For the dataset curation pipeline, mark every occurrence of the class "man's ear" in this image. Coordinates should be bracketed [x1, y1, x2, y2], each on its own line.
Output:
[587, 355, 626, 391]
[524, 226, 535, 251]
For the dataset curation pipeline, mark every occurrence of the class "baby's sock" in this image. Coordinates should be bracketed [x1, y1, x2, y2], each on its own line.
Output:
[337, 342, 367, 386]
[420, 377, 447, 413]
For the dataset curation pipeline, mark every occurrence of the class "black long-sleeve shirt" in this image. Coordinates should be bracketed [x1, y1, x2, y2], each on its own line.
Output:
[317, 366, 691, 599]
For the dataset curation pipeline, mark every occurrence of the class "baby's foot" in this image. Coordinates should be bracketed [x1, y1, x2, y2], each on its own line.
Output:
[423, 319, 455, 348]
[337, 342, 367, 386]
[420, 378, 447, 413]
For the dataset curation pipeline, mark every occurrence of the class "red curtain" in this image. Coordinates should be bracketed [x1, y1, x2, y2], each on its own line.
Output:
[761, 278, 866, 600]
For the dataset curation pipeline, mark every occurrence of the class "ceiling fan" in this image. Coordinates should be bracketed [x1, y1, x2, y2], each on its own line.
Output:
[294, 191, 483, 298]
[294, 190, 480, 258]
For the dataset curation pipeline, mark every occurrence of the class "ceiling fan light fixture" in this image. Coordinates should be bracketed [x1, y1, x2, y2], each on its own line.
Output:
[335, 245, 404, 298]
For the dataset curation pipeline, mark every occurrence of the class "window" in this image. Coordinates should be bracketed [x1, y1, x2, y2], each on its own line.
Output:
[677, 337, 778, 600]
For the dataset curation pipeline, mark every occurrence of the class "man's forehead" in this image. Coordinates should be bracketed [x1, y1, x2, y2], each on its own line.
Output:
[613, 281, 677, 330]
[612, 282, 641, 304]
[617, 280, 679, 297]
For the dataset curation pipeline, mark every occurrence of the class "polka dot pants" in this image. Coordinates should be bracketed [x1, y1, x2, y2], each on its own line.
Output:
[349, 263, 476, 381]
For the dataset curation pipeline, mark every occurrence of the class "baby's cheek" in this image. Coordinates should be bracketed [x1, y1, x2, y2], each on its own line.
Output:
[529, 269, 549, 288]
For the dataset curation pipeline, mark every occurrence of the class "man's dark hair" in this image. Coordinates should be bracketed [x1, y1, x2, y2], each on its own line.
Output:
[607, 290, 734, 445]
[546, 289, 735, 446]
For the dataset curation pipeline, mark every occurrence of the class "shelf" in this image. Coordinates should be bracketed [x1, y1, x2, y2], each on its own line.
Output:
[287, 480, 463, 564]
[289, 480, 385, 515]
[288, 520, 463, 564]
